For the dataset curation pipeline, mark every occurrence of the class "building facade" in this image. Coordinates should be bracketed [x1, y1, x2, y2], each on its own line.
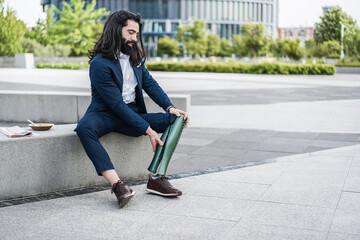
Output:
[41, 0, 279, 56]
[278, 27, 314, 47]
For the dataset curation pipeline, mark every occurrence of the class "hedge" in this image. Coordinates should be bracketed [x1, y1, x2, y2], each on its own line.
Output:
[336, 62, 360, 68]
[36, 61, 336, 75]
[146, 62, 336, 75]
[36, 62, 89, 69]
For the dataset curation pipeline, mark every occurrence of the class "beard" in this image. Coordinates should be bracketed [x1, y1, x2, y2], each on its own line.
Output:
[121, 37, 136, 55]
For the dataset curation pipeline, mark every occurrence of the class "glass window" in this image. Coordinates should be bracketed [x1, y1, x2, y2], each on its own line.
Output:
[171, 22, 179, 32]
[217, 1, 222, 21]
[223, 1, 227, 20]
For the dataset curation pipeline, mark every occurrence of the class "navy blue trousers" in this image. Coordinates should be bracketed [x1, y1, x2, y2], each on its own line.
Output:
[75, 104, 176, 175]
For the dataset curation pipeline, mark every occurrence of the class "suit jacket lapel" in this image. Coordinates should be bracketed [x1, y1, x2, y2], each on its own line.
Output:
[111, 58, 124, 92]
[133, 65, 142, 90]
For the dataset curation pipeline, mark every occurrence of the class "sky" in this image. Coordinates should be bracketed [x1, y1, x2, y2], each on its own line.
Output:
[3, 0, 360, 28]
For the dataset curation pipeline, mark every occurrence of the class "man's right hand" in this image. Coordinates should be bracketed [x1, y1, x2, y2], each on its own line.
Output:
[146, 127, 163, 152]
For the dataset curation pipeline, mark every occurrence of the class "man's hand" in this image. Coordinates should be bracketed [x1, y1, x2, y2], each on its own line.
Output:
[169, 107, 190, 126]
[146, 126, 163, 152]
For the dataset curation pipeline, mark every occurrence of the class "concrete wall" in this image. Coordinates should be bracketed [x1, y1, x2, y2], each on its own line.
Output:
[0, 57, 89, 68]
[0, 124, 153, 200]
[336, 67, 360, 74]
[0, 91, 190, 123]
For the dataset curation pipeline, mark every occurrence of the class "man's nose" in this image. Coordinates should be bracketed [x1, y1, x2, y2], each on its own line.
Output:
[131, 35, 137, 42]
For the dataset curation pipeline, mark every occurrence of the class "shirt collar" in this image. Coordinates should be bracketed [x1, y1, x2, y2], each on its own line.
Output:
[119, 53, 130, 60]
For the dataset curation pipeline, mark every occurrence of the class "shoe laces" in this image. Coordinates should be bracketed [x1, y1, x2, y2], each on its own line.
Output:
[160, 176, 173, 187]
[111, 180, 124, 194]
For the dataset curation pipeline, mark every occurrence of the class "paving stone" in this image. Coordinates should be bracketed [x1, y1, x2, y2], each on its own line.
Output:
[273, 131, 318, 139]
[218, 129, 276, 143]
[327, 232, 360, 240]
[274, 172, 346, 189]
[242, 151, 291, 161]
[303, 146, 330, 153]
[174, 144, 201, 154]
[166, 155, 246, 175]
[129, 213, 234, 240]
[170, 153, 188, 161]
[285, 155, 352, 173]
[207, 140, 257, 150]
[190, 167, 279, 185]
[0, 223, 109, 240]
[253, 142, 308, 153]
[240, 201, 335, 232]
[338, 192, 360, 210]
[191, 146, 247, 159]
[186, 179, 269, 200]
[315, 133, 360, 142]
[178, 137, 215, 146]
[182, 127, 236, 139]
[260, 183, 342, 208]
[310, 140, 357, 149]
[173, 87, 360, 106]
[330, 209, 360, 235]
[253, 137, 312, 153]
[159, 195, 252, 221]
[224, 223, 327, 240]
[343, 167, 360, 192]
[35, 205, 152, 237]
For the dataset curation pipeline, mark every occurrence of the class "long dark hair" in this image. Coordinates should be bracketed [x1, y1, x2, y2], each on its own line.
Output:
[88, 10, 146, 66]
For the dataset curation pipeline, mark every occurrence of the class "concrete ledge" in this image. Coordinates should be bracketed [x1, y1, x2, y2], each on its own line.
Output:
[0, 124, 153, 200]
[0, 91, 190, 123]
[336, 67, 360, 74]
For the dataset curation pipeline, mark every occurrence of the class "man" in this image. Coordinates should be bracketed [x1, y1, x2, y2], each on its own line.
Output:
[75, 10, 189, 208]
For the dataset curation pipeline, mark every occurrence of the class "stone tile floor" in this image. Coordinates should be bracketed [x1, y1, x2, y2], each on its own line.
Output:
[1, 144, 359, 240]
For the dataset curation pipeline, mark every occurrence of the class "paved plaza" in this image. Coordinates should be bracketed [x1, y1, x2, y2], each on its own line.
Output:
[0, 69, 360, 239]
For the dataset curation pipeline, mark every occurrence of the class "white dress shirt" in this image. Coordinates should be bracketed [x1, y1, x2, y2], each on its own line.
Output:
[119, 53, 137, 104]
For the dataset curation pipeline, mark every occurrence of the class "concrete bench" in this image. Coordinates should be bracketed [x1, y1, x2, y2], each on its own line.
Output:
[0, 93, 190, 200]
[0, 91, 190, 123]
[0, 124, 154, 200]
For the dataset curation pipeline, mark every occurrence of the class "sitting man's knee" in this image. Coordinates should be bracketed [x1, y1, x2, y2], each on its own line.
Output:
[75, 121, 92, 137]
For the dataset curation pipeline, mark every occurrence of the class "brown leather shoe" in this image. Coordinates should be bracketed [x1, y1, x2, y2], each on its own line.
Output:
[146, 175, 182, 197]
[111, 180, 135, 208]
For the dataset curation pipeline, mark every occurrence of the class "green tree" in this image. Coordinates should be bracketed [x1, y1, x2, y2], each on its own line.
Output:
[177, 19, 207, 57]
[157, 35, 179, 57]
[240, 22, 270, 57]
[314, 8, 357, 44]
[49, 0, 109, 56]
[343, 27, 360, 57]
[282, 39, 304, 60]
[219, 38, 232, 57]
[271, 38, 285, 58]
[314, 7, 360, 57]
[231, 35, 247, 57]
[321, 40, 341, 58]
[206, 34, 221, 56]
[0, 0, 26, 56]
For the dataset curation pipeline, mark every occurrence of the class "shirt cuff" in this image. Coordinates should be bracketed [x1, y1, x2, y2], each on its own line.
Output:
[166, 105, 175, 112]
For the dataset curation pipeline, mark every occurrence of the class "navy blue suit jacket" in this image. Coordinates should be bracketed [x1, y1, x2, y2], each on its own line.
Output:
[85, 54, 173, 134]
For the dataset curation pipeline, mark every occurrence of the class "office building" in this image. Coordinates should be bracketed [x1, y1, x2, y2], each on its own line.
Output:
[41, 0, 279, 56]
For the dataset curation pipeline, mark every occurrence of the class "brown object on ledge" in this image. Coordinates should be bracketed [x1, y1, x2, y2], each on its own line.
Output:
[29, 123, 54, 131]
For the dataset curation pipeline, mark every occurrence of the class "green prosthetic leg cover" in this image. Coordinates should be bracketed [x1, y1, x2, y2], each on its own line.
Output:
[147, 126, 170, 174]
[156, 115, 185, 175]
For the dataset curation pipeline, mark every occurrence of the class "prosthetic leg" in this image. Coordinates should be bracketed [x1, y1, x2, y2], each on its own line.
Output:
[148, 115, 185, 175]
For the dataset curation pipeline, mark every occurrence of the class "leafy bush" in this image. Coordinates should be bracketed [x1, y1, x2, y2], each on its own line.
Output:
[36, 62, 89, 69]
[146, 62, 335, 75]
[22, 38, 71, 57]
[336, 62, 360, 67]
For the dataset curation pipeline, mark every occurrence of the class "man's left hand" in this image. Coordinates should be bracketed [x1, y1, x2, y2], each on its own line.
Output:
[169, 108, 190, 126]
